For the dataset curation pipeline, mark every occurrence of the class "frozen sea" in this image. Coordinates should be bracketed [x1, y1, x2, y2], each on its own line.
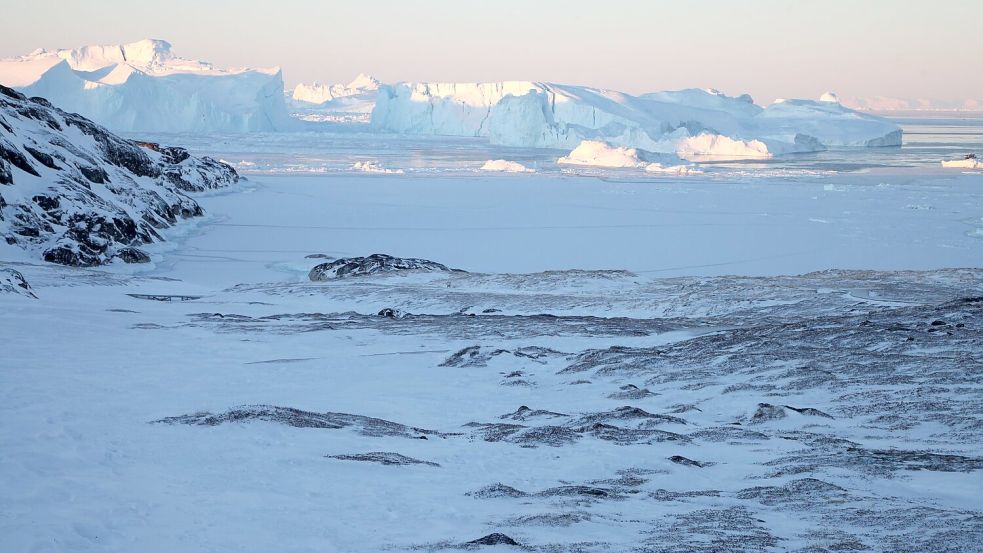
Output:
[2, 119, 982, 552]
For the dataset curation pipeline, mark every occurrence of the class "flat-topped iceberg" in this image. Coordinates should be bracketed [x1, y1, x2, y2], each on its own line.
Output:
[290, 74, 380, 123]
[371, 82, 902, 157]
[941, 154, 981, 169]
[0, 39, 295, 132]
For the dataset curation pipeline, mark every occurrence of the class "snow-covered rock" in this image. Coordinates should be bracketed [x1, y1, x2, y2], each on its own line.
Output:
[0, 85, 238, 266]
[480, 159, 534, 173]
[819, 91, 840, 103]
[371, 81, 902, 155]
[941, 154, 982, 169]
[0, 267, 36, 298]
[0, 39, 294, 132]
[309, 254, 463, 280]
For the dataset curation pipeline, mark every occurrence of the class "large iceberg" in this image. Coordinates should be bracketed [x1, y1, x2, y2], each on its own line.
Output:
[371, 82, 902, 158]
[289, 74, 380, 123]
[0, 39, 295, 133]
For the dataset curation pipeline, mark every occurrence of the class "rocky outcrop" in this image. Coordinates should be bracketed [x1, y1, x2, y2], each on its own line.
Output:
[0, 267, 36, 298]
[0, 85, 237, 266]
[309, 253, 464, 280]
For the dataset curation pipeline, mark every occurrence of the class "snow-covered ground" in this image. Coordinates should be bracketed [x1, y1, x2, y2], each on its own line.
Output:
[2, 125, 983, 552]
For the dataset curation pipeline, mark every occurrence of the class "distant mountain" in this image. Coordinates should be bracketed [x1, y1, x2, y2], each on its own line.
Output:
[0, 39, 295, 132]
[0, 84, 238, 266]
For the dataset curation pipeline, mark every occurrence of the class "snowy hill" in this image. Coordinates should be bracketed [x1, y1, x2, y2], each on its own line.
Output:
[0, 84, 238, 266]
[371, 82, 902, 158]
[0, 39, 295, 132]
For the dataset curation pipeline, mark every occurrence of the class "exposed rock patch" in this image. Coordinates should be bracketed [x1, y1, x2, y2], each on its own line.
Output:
[309, 253, 464, 280]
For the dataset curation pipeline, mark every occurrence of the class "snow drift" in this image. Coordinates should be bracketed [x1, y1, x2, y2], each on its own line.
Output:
[0, 39, 294, 133]
[0, 85, 238, 266]
[371, 82, 902, 158]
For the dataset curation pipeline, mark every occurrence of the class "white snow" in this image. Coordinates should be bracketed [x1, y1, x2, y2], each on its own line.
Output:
[2, 131, 983, 551]
[480, 159, 534, 172]
[819, 91, 841, 103]
[0, 39, 294, 132]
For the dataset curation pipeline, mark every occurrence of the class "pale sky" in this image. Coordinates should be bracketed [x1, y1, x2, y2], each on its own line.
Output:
[1, 0, 980, 103]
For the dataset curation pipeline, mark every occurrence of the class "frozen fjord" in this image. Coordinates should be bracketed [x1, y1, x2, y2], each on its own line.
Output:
[3, 163, 983, 551]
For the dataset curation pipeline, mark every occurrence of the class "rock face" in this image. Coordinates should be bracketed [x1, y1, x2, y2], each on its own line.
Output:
[308, 253, 463, 281]
[0, 85, 238, 266]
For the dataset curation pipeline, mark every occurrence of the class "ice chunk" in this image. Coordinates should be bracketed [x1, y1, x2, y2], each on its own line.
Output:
[558, 141, 648, 168]
[351, 161, 404, 174]
[941, 154, 982, 169]
[480, 159, 534, 173]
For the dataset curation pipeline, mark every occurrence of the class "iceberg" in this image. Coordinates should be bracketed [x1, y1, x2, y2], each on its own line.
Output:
[941, 154, 981, 169]
[557, 140, 648, 168]
[480, 160, 534, 173]
[290, 74, 380, 123]
[0, 39, 295, 132]
[370, 81, 902, 156]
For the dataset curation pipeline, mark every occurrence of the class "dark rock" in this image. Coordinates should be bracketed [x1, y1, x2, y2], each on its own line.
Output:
[377, 307, 406, 319]
[465, 533, 520, 546]
[669, 455, 706, 467]
[308, 253, 464, 280]
[116, 247, 151, 264]
[152, 404, 451, 439]
[499, 405, 568, 421]
[325, 452, 439, 467]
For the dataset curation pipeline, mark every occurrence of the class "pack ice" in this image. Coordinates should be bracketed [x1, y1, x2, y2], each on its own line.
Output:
[371, 82, 902, 159]
[0, 39, 294, 133]
[0, 84, 238, 266]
